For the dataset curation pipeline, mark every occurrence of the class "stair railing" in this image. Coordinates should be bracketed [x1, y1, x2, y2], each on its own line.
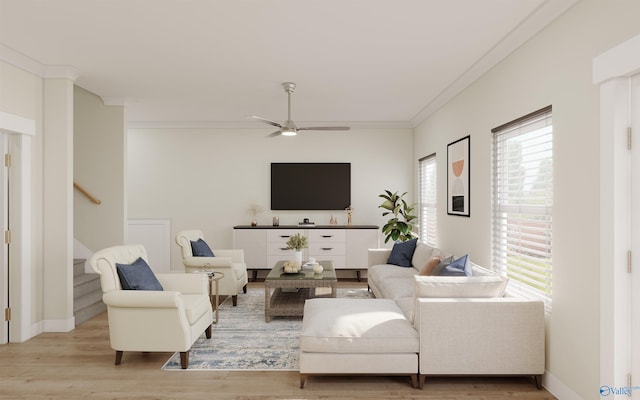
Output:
[73, 182, 101, 204]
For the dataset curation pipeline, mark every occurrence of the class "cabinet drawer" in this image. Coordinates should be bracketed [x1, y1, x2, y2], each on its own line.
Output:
[267, 242, 297, 256]
[309, 242, 346, 256]
[308, 229, 346, 243]
[267, 229, 304, 243]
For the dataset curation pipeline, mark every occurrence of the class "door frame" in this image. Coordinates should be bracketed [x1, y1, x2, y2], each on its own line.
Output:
[631, 74, 640, 396]
[594, 33, 640, 389]
[0, 111, 35, 343]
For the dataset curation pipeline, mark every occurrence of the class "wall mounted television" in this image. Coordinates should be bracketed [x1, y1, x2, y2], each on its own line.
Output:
[271, 163, 351, 210]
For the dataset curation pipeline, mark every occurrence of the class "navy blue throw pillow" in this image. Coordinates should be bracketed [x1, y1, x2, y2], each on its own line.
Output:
[439, 254, 472, 276]
[116, 257, 164, 291]
[191, 239, 215, 257]
[386, 238, 418, 267]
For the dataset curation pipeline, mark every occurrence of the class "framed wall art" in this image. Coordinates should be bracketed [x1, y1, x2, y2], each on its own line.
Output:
[447, 135, 470, 217]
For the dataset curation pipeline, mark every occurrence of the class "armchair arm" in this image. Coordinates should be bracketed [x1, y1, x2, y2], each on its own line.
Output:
[368, 248, 392, 268]
[213, 249, 245, 263]
[103, 290, 183, 308]
[156, 273, 208, 295]
[182, 256, 233, 269]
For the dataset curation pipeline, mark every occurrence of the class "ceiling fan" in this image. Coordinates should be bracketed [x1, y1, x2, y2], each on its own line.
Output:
[252, 82, 351, 137]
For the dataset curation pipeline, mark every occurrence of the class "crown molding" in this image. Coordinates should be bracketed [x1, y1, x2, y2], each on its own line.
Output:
[43, 65, 80, 81]
[0, 42, 80, 81]
[0, 43, 45, 77]
[127, 120, 414, 130]
[410, 0, 580, 127]
[101, 97, 129, 107]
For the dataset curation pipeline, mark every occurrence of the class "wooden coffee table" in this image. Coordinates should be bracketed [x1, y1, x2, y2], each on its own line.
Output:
[264, 260, 337, 322]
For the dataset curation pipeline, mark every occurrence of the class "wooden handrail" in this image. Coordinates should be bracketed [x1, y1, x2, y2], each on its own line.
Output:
[73, 182, 101, 204]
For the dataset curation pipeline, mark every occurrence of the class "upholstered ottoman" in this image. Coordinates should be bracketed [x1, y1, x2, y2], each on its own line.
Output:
[299, 298, 419, 388]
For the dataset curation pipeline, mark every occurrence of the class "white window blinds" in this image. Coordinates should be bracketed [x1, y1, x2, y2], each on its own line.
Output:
[492, 106, 553, 311]
[419, 154, 437, 246]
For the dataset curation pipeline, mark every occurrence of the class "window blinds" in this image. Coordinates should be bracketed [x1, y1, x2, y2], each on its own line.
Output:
[419, 154, 437, 247]
[492, 106, 553, 311]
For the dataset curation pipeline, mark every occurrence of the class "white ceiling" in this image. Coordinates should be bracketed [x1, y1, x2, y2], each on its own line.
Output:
[0, 0, 577, 129]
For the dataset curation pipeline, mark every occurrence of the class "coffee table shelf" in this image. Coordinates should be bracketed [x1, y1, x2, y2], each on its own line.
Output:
[264, 261, 336, 322]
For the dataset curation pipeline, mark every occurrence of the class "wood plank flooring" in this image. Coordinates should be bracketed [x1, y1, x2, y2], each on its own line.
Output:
[0, 282, 557, 400]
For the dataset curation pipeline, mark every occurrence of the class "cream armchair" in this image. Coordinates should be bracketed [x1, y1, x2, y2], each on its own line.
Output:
[89, 244, 213, 369]
[175, 230, 248, 306]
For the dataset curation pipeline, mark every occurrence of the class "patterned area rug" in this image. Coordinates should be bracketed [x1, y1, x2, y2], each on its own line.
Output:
[162, 286, 372, 371]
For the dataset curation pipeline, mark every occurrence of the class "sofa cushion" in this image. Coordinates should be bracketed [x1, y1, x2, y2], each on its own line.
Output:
[375, 277, 416, 301]
[191, 239, 215, 257]
[414, 275, 508, 298]
[419, 256, 442, 276]
[411, 242, 435, 271]
[300, 298, 419, 353]
[387, 238, 418, 267]
[369, 264, 418, 281]
[116, 257, 164, 291]
[438, 254, 472, 276]
[394, 297, 415, 320]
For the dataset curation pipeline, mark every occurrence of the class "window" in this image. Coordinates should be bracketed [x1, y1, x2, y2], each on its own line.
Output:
[492, 106, 553, 311]
[419, 154, 437, 246]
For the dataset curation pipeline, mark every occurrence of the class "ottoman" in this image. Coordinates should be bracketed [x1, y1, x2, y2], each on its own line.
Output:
[299, 298, 419, 388]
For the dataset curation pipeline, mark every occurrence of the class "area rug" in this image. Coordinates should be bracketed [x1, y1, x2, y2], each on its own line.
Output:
[162, 286, 372, 371]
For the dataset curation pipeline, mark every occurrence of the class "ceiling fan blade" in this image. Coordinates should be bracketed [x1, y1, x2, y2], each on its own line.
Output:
[252, 115, 283, 128]
[297, 126, 351, 131]
[266, 130, 282, 138]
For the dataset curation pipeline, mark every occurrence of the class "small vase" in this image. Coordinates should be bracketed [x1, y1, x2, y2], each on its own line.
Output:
[294, 251, 303, 264]
[313, 264, 324, 274]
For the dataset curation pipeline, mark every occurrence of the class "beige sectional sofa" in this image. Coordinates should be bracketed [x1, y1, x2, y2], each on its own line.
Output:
[299, 241, 545, 389]
[368, 242, 545, 388]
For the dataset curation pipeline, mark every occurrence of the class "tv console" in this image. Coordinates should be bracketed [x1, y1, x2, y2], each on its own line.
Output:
[232, 225, 379, 281]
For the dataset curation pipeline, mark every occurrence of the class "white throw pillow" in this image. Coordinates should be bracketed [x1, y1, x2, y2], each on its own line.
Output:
[414, 274, 508, 298]
[411, 243, 435, 271]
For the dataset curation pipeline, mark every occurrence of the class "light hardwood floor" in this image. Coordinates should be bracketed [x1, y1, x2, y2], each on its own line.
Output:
[0, 282, 557, 400]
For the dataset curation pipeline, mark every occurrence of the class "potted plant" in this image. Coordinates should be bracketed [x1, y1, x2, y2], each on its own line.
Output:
[378, 190, 417, 243]
[286, 233, 308, 264]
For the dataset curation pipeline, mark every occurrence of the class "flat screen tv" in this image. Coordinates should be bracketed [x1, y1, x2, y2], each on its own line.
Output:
[271, 163, 351, 210]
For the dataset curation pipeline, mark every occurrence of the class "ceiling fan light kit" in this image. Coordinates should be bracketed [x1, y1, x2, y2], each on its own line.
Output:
[252, 82, 351, 138]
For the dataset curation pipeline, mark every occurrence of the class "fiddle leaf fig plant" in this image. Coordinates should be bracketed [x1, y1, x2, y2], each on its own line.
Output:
[378, 190, 417, 243]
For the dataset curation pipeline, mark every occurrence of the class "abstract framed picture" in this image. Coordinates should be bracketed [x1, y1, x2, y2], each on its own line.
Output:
[447, 135, 470, 217]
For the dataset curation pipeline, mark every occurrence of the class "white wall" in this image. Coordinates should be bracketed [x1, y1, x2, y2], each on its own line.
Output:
[74, 86, 127, 252]
[413, 1, 640, 399]
[127, 127, 412, 270]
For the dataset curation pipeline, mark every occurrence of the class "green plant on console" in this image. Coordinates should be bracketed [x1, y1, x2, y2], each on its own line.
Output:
[379, 190, 417, 243]
[286, 233, 308, 251]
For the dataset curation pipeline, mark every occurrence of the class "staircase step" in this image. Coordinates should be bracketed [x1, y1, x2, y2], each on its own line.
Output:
[73, 258, 86, 277]
[73, 289, 103, 313]
[74, 301, 106, 326]
[72, 256, 105, 326]
[73, 273, 102, 299]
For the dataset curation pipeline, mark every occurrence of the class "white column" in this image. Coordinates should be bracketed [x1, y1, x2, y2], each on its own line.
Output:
[42, 77, 75, 331]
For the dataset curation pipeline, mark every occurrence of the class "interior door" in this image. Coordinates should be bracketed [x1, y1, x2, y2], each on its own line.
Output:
[631, 73, 640, 396]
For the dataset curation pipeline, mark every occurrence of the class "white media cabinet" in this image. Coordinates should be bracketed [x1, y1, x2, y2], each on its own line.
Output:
[232, 225, 379, 281]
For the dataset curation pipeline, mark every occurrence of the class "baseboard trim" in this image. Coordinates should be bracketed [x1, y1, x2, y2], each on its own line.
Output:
[543, 370, 583, 400]
[42, 317, 75, 333]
